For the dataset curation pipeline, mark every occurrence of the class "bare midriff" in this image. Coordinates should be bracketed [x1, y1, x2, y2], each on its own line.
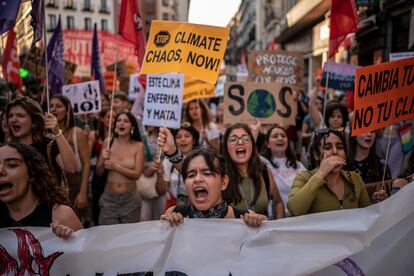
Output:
[106, 171, 136, 194]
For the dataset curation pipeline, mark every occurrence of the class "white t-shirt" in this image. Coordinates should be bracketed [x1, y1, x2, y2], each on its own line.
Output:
[163, 159, 187, 198]
[260, 155, 306, 216]
[199, 122, 220, 148]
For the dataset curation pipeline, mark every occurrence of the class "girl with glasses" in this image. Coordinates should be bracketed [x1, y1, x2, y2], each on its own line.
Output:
[221, 123, 284, 219]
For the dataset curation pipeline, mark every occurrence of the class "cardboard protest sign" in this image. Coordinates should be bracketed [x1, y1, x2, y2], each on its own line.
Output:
[183, 76, 216, 103]
[22, 47, 77, 84]
[352, 57, 414, 136]
[248, 50, 303, 87]
[321, 62, 358, 91]
[143, 73, 183, 129]
[62, 81, 101, 115]
[140, 21, 229, 84]
[223, 82, 297, 125]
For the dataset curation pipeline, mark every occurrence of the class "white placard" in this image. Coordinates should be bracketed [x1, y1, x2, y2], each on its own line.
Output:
[128, 73, 144, 101]
[62, 80, 101, 115]
[389, 51, 414, 61]
[143, 73, 183, 129]
[215, 75, 226, 97]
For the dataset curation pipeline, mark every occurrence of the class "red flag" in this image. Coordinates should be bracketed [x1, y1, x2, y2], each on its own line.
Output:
[119, 0, 146, 66]
[2, 29, 22, 89]
[328, 0, 358, 58]
[268, 37, 278, 51]
[241, 49, 247, 66]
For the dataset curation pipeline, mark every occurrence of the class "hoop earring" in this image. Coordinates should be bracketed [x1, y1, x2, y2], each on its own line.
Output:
[130, 128, 134, 136]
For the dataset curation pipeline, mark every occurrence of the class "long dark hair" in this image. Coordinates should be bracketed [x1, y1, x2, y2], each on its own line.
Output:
[0, 143, 70, 226]
[262, 125, 298, 169]
[221, 123, 265, 206]
[97, 107, 110, 141]
[184, 99, 212, 128]
[348, 132, 381, 181]
[6, 96, 45, 144]
[113, 111, 142, 141]
[51, 94, 75, 129]
[308, 128, 350, 170]
[324, 101, 349, 128]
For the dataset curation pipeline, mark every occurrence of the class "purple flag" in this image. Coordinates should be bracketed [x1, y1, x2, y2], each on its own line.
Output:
[46, 16, 64, 95]
[30, 0, 44, 47]
[0, 0, 22, 35]
[91, 23, 105, 94]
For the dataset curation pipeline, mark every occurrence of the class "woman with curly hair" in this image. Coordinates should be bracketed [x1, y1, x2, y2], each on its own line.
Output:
[0, 143, 82, 238]
[288, 128, 387, 216]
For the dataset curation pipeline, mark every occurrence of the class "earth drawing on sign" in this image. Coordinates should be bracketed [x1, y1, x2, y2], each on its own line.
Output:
[247, 89, 276, 118]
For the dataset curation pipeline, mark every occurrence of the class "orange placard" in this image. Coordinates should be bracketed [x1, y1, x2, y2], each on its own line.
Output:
[352, 57, 414, 136]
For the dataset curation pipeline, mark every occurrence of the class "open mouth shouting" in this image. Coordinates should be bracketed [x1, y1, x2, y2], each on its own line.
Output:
[192, 186, 208, 204]
[0, 182, 13, 196]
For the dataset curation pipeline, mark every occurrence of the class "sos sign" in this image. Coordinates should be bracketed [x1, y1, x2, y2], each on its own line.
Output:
[223, 82, 297, 125]
[62, 80, 102, 115]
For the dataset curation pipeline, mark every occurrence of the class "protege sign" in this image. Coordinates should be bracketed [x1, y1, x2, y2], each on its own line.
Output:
[223, 82, 297, 125]
[140, 21, 229, 84]
[352, 57, 414, 135]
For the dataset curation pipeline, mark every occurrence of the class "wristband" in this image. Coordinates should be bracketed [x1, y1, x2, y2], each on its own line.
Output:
[51, 129, 63, 140]
[166, 148, 183, 164]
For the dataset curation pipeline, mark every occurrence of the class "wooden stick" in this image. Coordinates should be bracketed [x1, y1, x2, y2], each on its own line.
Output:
[106, 36, 119, 149]
[381, 126, 393, 190]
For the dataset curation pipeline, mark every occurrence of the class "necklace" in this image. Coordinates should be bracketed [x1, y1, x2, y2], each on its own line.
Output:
[239, 178, 255, 211]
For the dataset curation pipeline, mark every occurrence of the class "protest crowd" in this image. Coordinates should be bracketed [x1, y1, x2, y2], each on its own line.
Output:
[1, 0, 414, 274]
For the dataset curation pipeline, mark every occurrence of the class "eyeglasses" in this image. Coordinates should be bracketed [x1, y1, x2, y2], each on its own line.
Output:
[228, 135, 251, 145]
[181, 121, 192, 128]
[314, 127, 345, 138]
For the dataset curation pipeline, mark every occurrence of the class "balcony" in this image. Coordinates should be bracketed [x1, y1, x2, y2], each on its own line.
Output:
[99, 6, 110, 14]
[64, 3, 77, 10]
[46, 2, 58, 8]
[82, 4, 94, 12]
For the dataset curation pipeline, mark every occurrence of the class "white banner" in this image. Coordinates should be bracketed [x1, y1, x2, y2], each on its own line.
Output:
[1, 183, 413, 275]
[143, 73, 183, 129]
[62, 80, 101, 115]
[389, 51, 414, 61]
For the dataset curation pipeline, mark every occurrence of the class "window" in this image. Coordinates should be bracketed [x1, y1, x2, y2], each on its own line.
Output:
[101, 19, 108, 32]
[83, 0, 92, 11]
[162, 13, 169, 20]
[162, 0, 169, 7]
[67, 16, 75, 29]
[66, 0, 76, 9]
[84, 17, 92, 30]
[100, 0, 108, 12]
[48, 14, 57, 30]
[46, 0, 58, 8]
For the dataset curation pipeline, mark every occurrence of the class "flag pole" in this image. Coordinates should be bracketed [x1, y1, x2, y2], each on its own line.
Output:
[41, 0, 50, 113]
[381, 126, 393, 191]
[0, 34, 8, 82]
[322, 67, 330, 128]
[106, 36, 119, 150]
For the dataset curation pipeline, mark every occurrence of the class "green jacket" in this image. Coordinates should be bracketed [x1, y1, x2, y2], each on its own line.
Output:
[287, 169, 371, 216]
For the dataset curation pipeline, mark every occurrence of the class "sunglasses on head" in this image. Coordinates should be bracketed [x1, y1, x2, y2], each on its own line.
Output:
[314, 127, 345, 138]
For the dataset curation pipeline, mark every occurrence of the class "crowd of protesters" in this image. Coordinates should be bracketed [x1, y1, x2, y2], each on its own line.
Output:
[0, 74, 413, 238]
